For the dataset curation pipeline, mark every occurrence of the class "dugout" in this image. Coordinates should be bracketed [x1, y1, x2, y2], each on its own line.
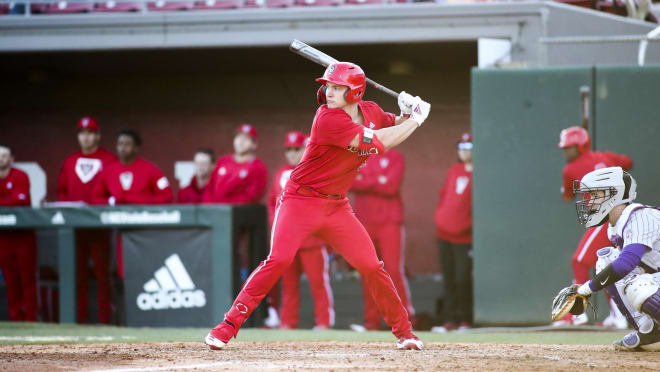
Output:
[0, 205, 268, 327]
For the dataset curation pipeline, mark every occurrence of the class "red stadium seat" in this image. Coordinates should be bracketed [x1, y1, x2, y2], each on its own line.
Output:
[147, 1, 195, 11]
[30, 3, 50, 14]
[43, 1, 95, 14]
[0, 4, 9, 14]
[193, 0, 243, 10]
[94, 1, 143, 12]
[294, 0, 343, 6]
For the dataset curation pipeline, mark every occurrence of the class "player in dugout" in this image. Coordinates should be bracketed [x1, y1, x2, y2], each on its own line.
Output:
[554, 126, 632, 327]
[269, 131, 334, 330]
[0, 145, 38, 322]
[431, 132, 474, 333]
[57, 117, 117, 324]
[92, 129, 173, 279]
[349, 147, 414, 332]
[205, 61, 430, 351]
[177, 149, 215, 204]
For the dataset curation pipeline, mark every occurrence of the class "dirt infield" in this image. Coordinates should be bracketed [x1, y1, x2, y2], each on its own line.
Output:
[1, 341, 658, 372]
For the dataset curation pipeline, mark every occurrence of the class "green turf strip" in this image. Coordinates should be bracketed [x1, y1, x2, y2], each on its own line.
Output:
[0, 322, 627, 345]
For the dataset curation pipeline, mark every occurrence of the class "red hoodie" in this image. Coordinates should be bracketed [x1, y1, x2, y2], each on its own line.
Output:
[91, 158, 173, 205]
[435, 162, 472, 244]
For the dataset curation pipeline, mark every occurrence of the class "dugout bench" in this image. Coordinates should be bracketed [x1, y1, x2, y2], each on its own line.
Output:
[0, 205, 267, 327]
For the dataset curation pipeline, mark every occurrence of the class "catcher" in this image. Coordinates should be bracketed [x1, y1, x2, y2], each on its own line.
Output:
[552, 166, 660, 351]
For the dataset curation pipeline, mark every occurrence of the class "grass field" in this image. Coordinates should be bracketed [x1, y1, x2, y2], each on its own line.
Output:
[0, 321, 627, 345]
[2, 322, 657, 371]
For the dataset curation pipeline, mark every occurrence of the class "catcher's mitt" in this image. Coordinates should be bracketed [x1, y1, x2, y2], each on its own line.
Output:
[551, 284, 591, 321]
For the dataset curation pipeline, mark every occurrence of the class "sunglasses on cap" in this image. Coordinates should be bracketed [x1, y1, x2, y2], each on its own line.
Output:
[458, 142, 473, 150]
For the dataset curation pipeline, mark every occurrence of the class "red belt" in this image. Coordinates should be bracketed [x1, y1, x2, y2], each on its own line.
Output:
[295, 185, 343, 200]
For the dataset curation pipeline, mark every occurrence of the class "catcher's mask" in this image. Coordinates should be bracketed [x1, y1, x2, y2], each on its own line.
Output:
[573, 166, 636, 228]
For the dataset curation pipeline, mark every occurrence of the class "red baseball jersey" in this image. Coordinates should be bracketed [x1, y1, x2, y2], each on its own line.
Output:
[57, 147, 118, 203]
[435, 163, 473, 244]
[561, 151, 633, 201]
[91, 158, 173, 205]
[0, 168, 31, 206]
[177, 177, 206, 204]
[290, 101, 395, 196]
[202, 155, 267, 204]
[269, 164, 324, 248]
[350, 149, 404, 225]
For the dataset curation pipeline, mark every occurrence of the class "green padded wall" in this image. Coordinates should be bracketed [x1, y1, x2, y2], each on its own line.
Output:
[594, 66, 660, 206]
[471, 67, 593, 324]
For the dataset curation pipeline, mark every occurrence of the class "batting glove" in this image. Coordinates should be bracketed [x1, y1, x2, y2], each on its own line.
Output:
[409, 97, 431, 126]
[398, 91, 415, 116]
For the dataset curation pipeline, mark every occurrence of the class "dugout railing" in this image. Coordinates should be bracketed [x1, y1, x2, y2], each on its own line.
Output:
[0, 204, 267, 327]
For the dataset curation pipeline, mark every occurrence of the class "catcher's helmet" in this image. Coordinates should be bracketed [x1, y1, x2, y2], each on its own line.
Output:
[316, 62, 366, 104]
[573, 166, 637, 228]
[558, 126, 590, 154]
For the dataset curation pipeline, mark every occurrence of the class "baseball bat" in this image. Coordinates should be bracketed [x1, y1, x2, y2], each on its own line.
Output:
[289, 39, 400, 99]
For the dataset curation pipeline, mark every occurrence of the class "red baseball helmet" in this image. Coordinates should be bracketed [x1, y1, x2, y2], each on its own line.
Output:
[315, 62, 366, 104]
[558, 126, 590, 153]
[236, 123, 258, 142]
[284, 131, 306, 148]
[78, 116, 99, 132]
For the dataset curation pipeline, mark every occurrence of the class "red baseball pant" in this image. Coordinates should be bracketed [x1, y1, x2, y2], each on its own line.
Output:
[76, 229, 112, 324]
[360, 223, 414, 329]
[0, 231, 38, 321]
[280, 245, 334, 329]
[221, 188, 411, 339]
[572, 224, 611, 284]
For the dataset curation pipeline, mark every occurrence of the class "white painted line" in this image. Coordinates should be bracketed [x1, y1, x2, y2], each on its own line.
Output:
[0, 335, 136, 342]
[86, 360, 380, 372]
[87, 362, 237, 372]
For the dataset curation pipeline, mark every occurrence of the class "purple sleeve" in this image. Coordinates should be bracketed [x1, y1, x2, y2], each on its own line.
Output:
[611, 243, 649, 277]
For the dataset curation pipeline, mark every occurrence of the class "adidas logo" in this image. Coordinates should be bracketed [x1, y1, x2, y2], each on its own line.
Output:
[51, 212, 65, 225]
[136, 254, 206, 311]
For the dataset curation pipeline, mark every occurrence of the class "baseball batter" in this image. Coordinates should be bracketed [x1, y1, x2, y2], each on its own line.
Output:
[349, 148, 414, 331]
[556, 126, 632, 327]
[205, 61, 430, 350]
[269, 131, 334, 330]
[572, 167, 660, 351]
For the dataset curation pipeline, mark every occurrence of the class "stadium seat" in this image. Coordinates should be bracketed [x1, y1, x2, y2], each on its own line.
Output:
[294, 0, 343, 6]
[345, 0, 385, 4]
[30, 3, 50, 14]
[243, 0, 294, 7]
[147, 1, 195, 11]
[0, 4, 9, 14]
[43, 1, 95, 13]
[193, 0, 243, 10]
[94, 1, 143, 12]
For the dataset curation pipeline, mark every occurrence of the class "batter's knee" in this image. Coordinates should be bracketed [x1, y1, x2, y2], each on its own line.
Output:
[355, 260, 384, 276]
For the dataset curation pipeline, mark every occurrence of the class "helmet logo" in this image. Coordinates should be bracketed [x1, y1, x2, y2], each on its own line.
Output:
[325, 64, 336, 78]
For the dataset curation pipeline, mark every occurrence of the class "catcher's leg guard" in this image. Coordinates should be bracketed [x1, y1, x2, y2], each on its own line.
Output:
[607, 284, 638, 330]
[641, 289, 660, 321]
[624, 274, 660, 311]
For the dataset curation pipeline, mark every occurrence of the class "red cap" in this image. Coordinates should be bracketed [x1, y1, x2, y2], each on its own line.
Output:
[558, 126, 590, 153]
[78, 116, 99, 132]
[457, 132, 473, 150]
[236, 123, 258, 142]
[284, 131, 307, 148]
